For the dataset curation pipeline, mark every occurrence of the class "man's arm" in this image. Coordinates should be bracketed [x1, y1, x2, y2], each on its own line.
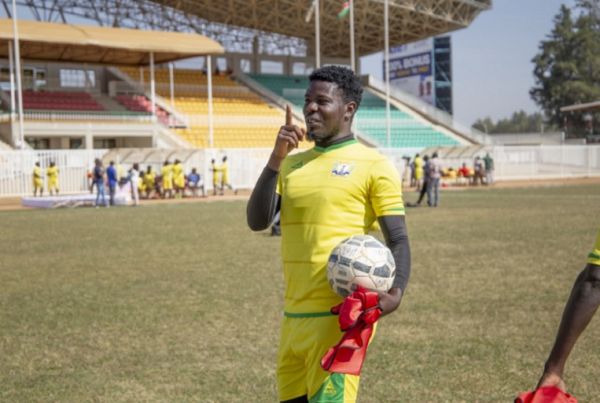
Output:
[537, 263, 600, 391]
[246, 105, 305, 231]
[246, 167, 281, 231]
[377, 215, 411, 316]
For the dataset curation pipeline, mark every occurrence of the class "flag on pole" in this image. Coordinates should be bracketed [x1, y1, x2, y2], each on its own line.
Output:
[337, 1, 350, 19]
[305, 0, 317, 23]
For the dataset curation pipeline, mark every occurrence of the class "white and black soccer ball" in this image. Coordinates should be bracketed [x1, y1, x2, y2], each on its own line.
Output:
[327, 234, 396, 297]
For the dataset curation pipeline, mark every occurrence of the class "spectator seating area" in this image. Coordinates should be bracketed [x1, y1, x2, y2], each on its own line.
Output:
[20, 90, 104, 111]
[119, 67, 285, 148]
[249, 74, 461, 148]
[115, 94, 170, 125]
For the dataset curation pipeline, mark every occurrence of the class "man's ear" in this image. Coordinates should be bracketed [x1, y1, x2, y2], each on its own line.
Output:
[345, 101, 357, 121]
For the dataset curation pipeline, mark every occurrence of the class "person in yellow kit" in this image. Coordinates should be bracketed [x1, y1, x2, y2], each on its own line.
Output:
[219, 156, 237, 195]
[413, 153, 424, 191]
[143, 165, 156, 199]
[33, 161, 44, 197]
[172, 159, 186, 198]
[161, 160, 173, 199]
[47, 161, 59, 196]
[211, 158, 220, 196]
[247, 66, 411, 403]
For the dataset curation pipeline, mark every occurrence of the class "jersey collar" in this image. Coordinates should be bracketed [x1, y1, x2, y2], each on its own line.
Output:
[314, 137, 358, 153]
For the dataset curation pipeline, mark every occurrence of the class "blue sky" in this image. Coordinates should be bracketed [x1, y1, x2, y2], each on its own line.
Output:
[361, 0, 577, 126]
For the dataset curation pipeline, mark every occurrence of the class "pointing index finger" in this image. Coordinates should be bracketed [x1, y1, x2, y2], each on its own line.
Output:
[285, 105, 292, 126]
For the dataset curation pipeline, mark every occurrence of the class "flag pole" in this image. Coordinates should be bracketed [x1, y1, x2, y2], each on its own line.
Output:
[384, 0, 391, 149]
[350, 0, 355, 72]
[315, 0, 321, 68]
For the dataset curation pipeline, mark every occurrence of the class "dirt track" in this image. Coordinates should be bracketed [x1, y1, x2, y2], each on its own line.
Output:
[1, 177, 599, 212]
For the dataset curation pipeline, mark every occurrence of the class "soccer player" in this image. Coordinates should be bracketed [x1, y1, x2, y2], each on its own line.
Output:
[247, 66, 411, 403]
[219, 156, 237, 195]
[33, 161, 43, 197]
[106, 161, 118, 206]
[143, 165, 156, 199]
[161, 160, 173, 199]
[173, 159, 186, 198]
[211, 158, 220, 196]
[535, 229, 600, 392]
[47, 161, 59, 196]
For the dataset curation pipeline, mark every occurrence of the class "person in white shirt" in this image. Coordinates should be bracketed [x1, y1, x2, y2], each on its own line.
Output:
[130, 163, 140, 206]
[427, 152, 441, 207]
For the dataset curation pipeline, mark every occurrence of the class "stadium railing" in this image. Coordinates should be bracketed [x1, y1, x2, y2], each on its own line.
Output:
[2, 145, 600, 197]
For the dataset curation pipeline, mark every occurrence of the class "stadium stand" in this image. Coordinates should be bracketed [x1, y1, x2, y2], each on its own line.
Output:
[118, 67, 288, 148]
[21, 90, 104, 111]
[249, 73, 461, 148]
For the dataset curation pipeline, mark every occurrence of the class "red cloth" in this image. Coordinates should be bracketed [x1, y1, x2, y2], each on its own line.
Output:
[320, 287, 381, 375]
[515, 386, 577, 403]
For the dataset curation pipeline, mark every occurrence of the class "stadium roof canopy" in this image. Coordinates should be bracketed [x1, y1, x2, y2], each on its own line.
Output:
[149, 0, 492, 58]
[0, 18, 224, 66]
[560, 100, 600, 113]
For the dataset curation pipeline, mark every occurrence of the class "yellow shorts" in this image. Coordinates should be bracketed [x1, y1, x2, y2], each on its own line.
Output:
[33, 179, 43, 189]
[48, 180, 58, 191]
[588, 230, 600, 266]
[278, 313, 363, 402]
[162, 180, 173, 190]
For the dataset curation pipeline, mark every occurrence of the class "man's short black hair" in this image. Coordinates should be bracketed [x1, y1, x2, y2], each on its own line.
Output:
[309, 65, 363, 109]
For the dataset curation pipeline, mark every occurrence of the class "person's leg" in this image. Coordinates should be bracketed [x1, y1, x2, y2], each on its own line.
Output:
[278, 317, 308, 403]
[306, 316, 361, 403]
[416, 180, 428, 205]
[95, 183, 101, 206]
[426, 180, 433, 206]
[434, 178, 440, 207]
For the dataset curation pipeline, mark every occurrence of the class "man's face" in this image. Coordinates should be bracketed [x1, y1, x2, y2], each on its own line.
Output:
[304, 80, 352, 142]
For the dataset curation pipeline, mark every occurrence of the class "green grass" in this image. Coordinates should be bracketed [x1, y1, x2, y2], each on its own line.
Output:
[1, 184, 600, 402]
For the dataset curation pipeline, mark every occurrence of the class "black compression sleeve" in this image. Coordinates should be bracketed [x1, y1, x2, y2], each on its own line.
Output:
[246, 166, 281, 231]
[378, 215, 411, 292]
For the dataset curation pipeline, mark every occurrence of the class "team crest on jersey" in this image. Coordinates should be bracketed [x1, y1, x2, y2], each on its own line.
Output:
[331, 162, 354, 176]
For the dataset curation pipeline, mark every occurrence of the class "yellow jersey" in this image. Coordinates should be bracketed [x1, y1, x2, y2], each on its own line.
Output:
[173, 163, 185, 188]
[161, 164, 173, 189]
[47, 166, 59, 184]
[277, 139, 405, 314]
[221, 162, 229, 183]
[144, 172, 155, 188]
[588, 229, 600, 266]
[414, 156, 424, 180]
[211, 162, 220, 185]
[33, 166, 43, 187]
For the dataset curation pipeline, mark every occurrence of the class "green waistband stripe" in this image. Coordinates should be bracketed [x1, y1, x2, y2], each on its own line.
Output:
[284, 311, 334, 318]
[589, 252, 600, 260]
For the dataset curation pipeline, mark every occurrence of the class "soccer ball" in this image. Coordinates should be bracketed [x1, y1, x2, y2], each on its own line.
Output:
[327, 235, 396, 297]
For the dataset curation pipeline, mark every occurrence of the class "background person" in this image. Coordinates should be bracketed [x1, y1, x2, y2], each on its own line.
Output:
[47, 161, 59, 196]
[33, 162, 43, 197]
[161, 160, 173, 199]
[106, 161, 118, 206]
[129, 163, 140, 206]
[93, 159, 108, 208]
[211, 158, 220, 196]
[219, 156, 237, 195]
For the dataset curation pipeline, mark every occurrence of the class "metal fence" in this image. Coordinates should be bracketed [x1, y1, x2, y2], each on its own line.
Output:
[1, 145, 599, 197]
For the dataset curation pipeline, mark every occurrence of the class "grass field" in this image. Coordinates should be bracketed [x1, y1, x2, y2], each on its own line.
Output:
[1, 184, 600, 402]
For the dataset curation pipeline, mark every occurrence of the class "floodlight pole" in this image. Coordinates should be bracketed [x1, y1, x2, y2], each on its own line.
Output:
[12, 0, 24, 149]
[384, 0, 391, 149]
[169, 62, 175, 109]
[315, 0, 321, 68]
[149, 52, 156, 120]
[207, 55, 214, 148]
[350, 0, 355, 72]
[8, 40, 15, 120]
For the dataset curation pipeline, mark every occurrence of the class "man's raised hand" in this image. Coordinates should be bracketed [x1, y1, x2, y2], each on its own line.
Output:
[268, 105, 305, 171]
